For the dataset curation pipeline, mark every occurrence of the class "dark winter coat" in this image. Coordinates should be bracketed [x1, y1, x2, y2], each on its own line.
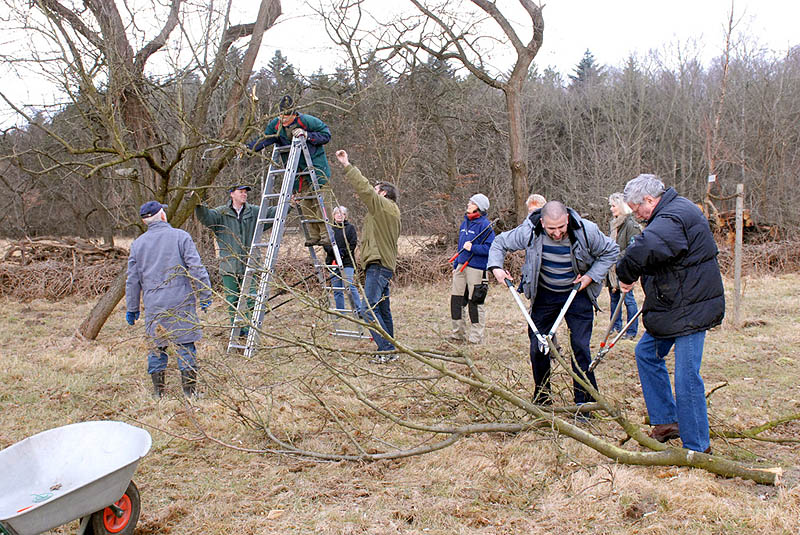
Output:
[246, 113, 331, 191]
[616, 188, 725, 338]
[126, 221, 212, 346]
[453, 214, 495, 271]
[325, 220, 358, 269]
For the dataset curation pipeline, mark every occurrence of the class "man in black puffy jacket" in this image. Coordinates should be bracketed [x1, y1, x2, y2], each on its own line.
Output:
[617, 174, 724, 453]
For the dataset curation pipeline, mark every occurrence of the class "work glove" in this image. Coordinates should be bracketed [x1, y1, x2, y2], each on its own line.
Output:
[200, 299, 211, 313]
[126, 311, 139, 325]
[291, 127, 306, 138]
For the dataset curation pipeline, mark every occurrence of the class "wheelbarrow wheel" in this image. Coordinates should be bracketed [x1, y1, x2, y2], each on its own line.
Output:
[88, 480, 140, 535]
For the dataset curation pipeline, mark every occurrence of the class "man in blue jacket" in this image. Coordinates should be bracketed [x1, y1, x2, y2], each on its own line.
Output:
[126, 201, 212, 399]
[617, 174, 724, 453]
[246, 95, 333, 247]
[489, 201, 618, 407]
[450, 194, 495, 344]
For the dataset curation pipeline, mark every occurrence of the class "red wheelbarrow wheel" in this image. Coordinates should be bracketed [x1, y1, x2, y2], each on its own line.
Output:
[88, 480, 141, 535]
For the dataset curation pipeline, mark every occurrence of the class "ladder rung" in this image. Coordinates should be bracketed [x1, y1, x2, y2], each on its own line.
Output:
[268, 169, 286, 175]
[261, 193, 281, 198]
[257, 218, 276, 223]
[228, 343, 247, 349]
[330, 331, 372, 339]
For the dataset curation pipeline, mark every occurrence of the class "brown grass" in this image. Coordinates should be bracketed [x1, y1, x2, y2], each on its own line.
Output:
[1, 270, 799, 534]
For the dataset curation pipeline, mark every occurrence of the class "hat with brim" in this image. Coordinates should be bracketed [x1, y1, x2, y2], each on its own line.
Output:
[140, 201, 168, 218]
[229, 184, 252, 193]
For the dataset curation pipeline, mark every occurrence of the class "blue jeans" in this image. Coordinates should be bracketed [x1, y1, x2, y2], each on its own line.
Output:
[529, 286, 597, 404]
[609, 288, 639, 336]
[331, 266, 364, 314]
[635, 330, 709, 452]
[363, 264, 395, 351]
[147, 342, 197, 374]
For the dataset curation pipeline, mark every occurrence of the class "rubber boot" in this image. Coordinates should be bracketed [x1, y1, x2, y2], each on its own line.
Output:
[181, 369, 197, 398]
[150, 371, 165, 400]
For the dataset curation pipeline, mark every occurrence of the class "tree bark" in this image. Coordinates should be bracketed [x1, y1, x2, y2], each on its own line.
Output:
[77, 267, 127, 340]
[505, 80, 529, 222]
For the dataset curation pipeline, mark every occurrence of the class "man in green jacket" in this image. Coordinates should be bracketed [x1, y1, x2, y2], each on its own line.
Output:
[246, 95, 333, 247]
[335, 149, 401, 364]
[195, 184, 260, 331]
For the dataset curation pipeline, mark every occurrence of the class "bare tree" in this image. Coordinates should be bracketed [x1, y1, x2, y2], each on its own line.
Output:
[0, 0, 282, 339]
[394, 0, 544, 222]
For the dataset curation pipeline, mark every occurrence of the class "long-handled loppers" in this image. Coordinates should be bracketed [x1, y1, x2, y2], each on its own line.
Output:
[596, 290, 628, 354]
[588, 308, 642, 372]
[504, 278, 549, 353]
[448, 219, 498, 273]
[546, 282, 582, 339]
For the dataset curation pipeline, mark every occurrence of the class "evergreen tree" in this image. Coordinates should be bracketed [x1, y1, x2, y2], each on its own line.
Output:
[569, 49, 605, 88]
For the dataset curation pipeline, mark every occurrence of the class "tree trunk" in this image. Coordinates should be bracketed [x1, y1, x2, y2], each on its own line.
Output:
[78, 268, 127, 340]
[505, 82, 528, 223]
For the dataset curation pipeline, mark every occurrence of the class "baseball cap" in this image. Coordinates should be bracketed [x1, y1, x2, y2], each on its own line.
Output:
[139, 201, 168, 218]
[228, 184, 252, 193]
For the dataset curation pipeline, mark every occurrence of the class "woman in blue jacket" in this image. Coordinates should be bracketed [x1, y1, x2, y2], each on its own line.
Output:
[450, 194, 495, 344]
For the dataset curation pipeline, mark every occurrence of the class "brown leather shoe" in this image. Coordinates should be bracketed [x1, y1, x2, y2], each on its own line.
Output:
[649, 422, 680, 442]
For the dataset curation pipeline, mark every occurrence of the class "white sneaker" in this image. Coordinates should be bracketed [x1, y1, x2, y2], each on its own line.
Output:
[370, 353, 398, 364]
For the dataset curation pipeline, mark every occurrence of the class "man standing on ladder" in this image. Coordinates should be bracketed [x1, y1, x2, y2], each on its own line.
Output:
[246, 95, 334, 247]
[194, 184, 263, 337]
[335, 149, 401, 364]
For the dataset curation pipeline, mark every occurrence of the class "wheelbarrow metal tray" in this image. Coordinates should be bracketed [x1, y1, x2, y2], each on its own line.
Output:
[0, 421, 151, 535]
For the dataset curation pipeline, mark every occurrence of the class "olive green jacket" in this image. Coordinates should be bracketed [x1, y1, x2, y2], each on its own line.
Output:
[343, 165, 401, 272]
[195, 201, 270, 276]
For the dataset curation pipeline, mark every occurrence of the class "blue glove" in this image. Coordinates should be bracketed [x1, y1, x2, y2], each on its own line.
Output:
[126, 311, 139, 325]
[200, 299, 211, 313]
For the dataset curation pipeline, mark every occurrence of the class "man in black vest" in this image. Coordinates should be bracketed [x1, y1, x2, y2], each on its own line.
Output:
[617, 174, 724, 453]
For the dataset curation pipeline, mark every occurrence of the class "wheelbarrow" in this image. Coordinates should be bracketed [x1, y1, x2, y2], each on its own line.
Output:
[0, 421, 151, 535]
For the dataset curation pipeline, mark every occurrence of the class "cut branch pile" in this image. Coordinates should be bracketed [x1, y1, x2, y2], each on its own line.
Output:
[0, 237, 126, 300]
[717, 239, 800, 275]
[2, 236, 128, 265]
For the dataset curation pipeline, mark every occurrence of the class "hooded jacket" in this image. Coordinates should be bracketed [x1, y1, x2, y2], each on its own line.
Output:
[616, 188, 725, 337]
[487, 208, 618, 307]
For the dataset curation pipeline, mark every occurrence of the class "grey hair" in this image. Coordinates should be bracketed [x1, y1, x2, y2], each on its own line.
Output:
[142, 209, 165, 225]
[608, 192, 632, 215]
[623, 174, 665, 205]
[333, 205, 348, 218]
[526, 193, 546, 210]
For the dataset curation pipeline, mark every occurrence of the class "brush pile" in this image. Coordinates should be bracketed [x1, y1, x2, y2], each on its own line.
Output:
[0, 237, 126, 300]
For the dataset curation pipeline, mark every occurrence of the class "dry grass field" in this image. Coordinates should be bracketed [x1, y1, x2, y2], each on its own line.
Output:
[1, 269, 799, 534]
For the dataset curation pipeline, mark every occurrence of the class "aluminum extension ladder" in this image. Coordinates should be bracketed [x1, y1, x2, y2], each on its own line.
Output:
[227, 136, 367, 356]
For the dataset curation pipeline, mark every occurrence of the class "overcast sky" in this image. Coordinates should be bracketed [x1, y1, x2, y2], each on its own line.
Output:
[259, 0, 800, 78]
[2, 1, 798, 126]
